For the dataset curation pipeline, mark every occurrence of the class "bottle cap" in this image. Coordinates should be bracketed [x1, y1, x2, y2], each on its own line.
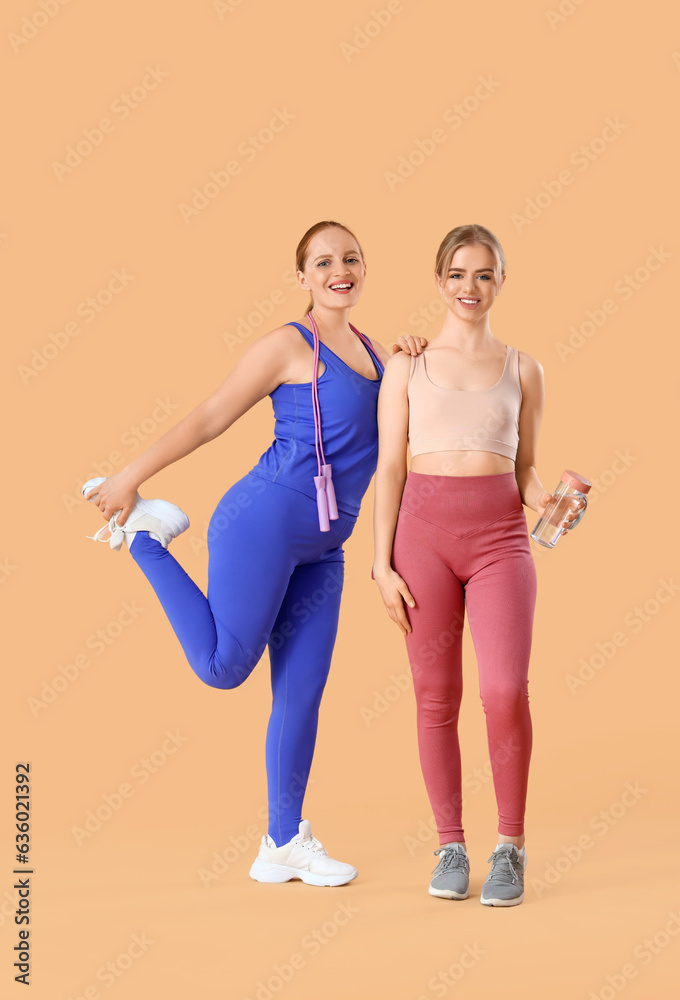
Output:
[560, 469, 592, 493]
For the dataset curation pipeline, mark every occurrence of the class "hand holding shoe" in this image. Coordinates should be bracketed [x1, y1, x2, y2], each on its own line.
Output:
[84, 471, 141, 525]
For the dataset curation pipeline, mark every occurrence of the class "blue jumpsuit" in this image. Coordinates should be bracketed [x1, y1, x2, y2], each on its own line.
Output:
[129, 322, 384, 846]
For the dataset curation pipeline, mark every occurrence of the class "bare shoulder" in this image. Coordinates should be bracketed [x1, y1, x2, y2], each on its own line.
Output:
[225, 323, 310, 391]
[258, 322, 306, 349]
[386, 348, 414, 369]
[517, 349, 544, 384]
[381, 348, 413, 386]
[243, 322, 309, 361]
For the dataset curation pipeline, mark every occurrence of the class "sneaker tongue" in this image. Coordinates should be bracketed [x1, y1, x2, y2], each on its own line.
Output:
[298, 819, 313, 840]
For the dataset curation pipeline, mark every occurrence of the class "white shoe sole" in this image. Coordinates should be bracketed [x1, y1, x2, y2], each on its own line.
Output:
[429, 885, 469, 900]
[480, 851, 526, 906]
[249, 857, 357, 887]
[480, 892, 524, 906]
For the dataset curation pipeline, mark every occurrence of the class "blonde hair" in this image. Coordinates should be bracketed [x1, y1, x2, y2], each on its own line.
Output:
[295, 220, 365, 314]
[434, 224, 506, 288]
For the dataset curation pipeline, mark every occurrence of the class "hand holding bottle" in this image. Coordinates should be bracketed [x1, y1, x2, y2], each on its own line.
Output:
[531, 470, 591, 548]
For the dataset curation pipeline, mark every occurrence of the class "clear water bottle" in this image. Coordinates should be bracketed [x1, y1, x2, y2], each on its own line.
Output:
[530, 469, 591, 549]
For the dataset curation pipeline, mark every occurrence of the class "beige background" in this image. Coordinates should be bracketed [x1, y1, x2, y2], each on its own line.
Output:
[3, 0, 679, 997]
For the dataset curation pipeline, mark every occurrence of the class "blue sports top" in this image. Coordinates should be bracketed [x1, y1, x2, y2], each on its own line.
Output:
[249, 322, 385, 518]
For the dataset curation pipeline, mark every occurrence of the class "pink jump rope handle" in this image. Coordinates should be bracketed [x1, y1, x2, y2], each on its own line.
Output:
[307, 315, 379, 532]
[308, 312, 340, 532]
[314, 475, 330, 532]
[322, 464, 338, 520]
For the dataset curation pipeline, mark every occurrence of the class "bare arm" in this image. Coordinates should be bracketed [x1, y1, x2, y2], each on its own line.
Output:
[372, 351, 415, 633]
[87, 325, 301, 523]
[514, 352, 549, 512]
[514, 351, 585, 531]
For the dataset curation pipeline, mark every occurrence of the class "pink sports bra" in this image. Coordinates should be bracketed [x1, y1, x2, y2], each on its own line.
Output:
[407, 346, 522, 461]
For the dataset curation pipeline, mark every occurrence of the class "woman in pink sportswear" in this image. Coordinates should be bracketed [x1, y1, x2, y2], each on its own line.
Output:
[372, 224, 585, 906]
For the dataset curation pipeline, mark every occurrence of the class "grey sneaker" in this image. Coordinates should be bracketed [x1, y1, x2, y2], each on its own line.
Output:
[428, 843, 469, 899]
[480, 844, 526, 906]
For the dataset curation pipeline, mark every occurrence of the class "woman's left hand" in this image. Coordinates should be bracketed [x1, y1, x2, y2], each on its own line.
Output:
[536, 490, 587, 537]
[392, 336, 427, 356]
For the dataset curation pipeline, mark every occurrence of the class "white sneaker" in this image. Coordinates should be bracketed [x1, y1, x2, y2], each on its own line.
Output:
[82, 476, 143, 545]
[82, 477, 138, 505]
[82, 478, 189, 552]
[249, 820, 358, 887]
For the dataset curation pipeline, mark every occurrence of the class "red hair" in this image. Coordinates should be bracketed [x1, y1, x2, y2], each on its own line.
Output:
[295, 221, 365, 314]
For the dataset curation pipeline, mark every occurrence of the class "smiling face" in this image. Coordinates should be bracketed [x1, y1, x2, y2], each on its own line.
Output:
[435, 242, 505, 319]
[297, 227, 366, 312]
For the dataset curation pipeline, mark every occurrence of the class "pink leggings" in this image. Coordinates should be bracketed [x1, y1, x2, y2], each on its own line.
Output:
[392, 471, 537, 843]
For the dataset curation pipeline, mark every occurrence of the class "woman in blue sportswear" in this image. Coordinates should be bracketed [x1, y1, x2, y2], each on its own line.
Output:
[82, 220, 426, 887]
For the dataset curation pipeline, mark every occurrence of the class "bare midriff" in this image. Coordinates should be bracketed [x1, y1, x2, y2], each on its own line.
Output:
[410, 451, 515, 477]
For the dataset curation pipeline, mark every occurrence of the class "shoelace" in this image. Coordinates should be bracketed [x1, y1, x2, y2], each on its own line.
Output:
[295, 832, 328, 856]
[431, 847, 468, 876]
[485, 848, 522, 884]
[87, 513, 125, 550]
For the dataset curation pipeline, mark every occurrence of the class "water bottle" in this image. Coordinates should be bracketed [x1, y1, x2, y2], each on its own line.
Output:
[530, 469, 591, 549]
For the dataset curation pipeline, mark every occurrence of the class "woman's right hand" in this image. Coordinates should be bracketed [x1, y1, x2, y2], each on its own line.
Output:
[84, 471, 140, 526]
[372, 567, 416, 635]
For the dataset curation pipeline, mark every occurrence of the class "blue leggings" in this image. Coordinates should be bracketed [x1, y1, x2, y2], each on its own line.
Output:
[129, 472, 357, 846]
